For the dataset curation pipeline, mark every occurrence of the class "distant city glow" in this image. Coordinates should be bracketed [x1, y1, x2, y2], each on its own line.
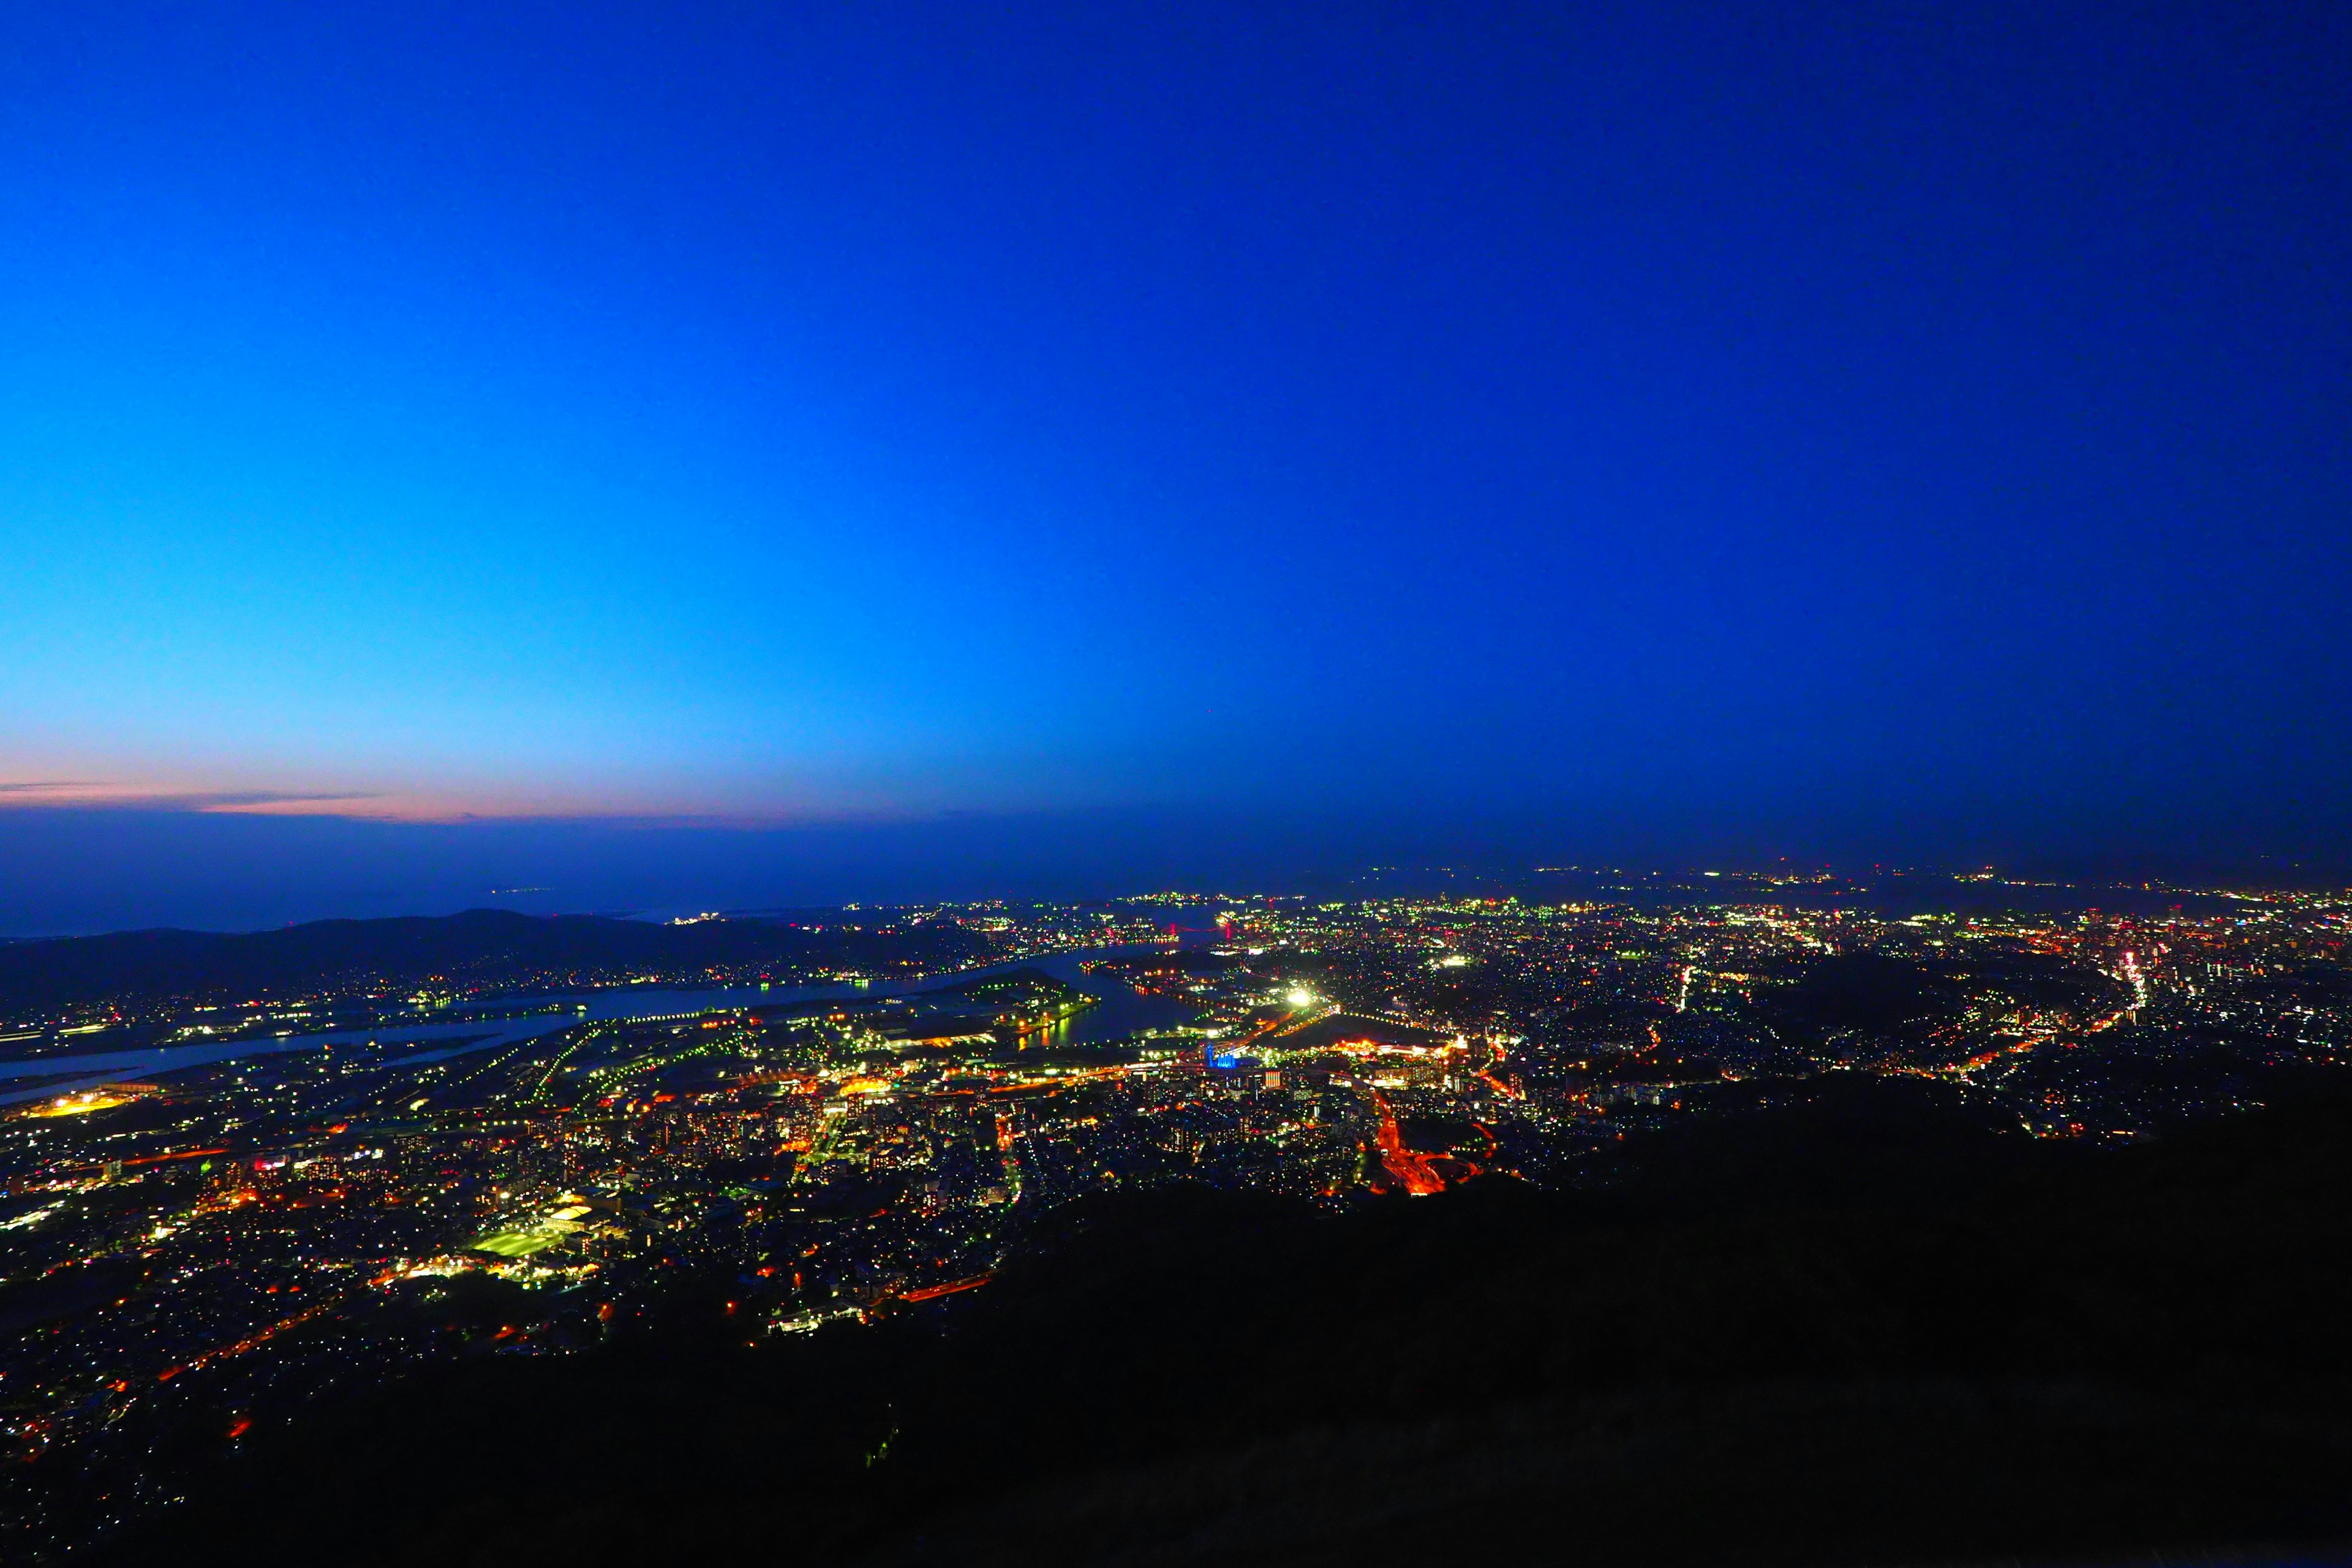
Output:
[1, 878, 2343, 1554]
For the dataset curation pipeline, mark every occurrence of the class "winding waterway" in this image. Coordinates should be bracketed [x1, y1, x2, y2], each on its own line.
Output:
[0, 944, 1202, 1105]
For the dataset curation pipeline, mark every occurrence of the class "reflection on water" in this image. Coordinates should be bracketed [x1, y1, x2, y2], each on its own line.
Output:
[0, 943, 1202, 1098]
[1001, 952, 1205, 1049]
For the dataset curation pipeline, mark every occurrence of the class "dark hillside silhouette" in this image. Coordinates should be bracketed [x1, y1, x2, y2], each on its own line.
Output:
[94, 1085, 2352, 1567]
[0, 909, 989, 1015]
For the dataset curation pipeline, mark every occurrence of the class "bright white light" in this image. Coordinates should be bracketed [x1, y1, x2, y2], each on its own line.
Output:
[1286, 988, 1317, 1008]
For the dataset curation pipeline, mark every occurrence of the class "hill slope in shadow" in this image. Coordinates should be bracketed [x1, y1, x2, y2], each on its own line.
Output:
[101, 1084, 2352, 1567]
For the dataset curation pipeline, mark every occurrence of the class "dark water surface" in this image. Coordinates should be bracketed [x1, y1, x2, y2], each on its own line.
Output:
[0, 943, 1198, 1102]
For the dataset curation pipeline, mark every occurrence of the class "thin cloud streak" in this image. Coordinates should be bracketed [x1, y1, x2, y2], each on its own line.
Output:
[0, 777, 970, 829]
[1, 780, 387, 814]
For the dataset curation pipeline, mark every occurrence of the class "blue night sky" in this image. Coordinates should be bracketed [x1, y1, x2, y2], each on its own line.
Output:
[2, 2, 2348, 929]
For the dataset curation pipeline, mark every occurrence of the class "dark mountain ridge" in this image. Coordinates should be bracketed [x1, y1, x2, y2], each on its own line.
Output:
[0, 908, 989, 1017]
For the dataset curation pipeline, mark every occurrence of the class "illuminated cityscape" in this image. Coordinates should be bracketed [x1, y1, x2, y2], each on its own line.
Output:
[4, 873, 2348, 1555]
[5, 0, 2349, 1561]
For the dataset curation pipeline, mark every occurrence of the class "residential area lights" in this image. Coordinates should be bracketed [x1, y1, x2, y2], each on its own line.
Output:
[0, 878, 2347, 1555]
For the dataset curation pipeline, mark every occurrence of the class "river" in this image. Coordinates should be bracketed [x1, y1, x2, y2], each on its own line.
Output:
[0, 944, 1202, 1105]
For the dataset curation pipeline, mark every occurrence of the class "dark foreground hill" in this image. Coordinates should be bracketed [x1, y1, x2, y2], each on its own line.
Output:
[0, 908, 987, 1015]
[102, 1087, 2352, 1567]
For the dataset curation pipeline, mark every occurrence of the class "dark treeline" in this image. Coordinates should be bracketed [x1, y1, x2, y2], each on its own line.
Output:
[93, 1081, 2352, 1567]
[0, 909, 991, 1016]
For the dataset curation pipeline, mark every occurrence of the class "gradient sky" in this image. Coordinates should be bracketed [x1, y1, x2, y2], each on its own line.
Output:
[4, 2, 2350, 921]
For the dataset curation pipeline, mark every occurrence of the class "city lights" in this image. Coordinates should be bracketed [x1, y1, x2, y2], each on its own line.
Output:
[3, 876, 2348, 1555]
